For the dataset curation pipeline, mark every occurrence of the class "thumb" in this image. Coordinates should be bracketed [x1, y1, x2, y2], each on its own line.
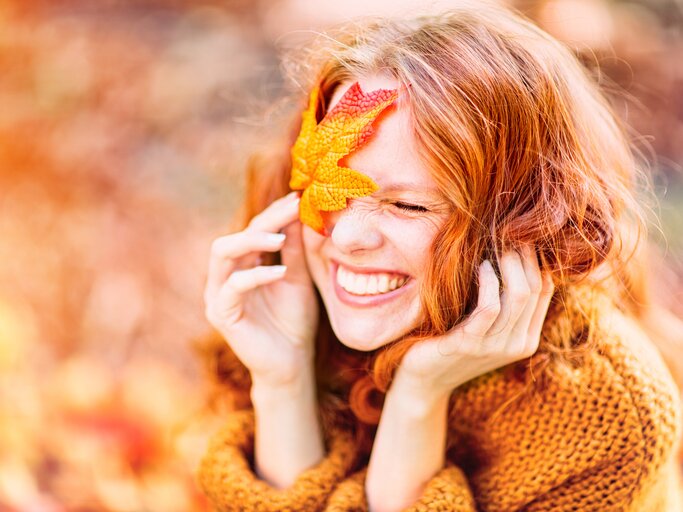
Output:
[280, 219, 312, 285]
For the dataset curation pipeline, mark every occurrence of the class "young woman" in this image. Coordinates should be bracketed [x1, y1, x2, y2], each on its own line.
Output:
[198, 3, 682, 511]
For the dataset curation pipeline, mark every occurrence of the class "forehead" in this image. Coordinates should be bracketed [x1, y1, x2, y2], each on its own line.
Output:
[328, 76, 439, 195]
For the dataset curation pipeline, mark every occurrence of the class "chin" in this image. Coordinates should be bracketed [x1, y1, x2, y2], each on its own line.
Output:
[336, 335, 388, 352]
[328, 319, 409, 352]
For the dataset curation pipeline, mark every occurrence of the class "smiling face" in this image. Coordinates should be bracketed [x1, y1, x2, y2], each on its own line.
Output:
[302, 75, 452, 351]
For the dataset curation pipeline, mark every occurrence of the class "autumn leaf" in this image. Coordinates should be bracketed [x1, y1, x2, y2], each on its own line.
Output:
[289, 82, 399, 234]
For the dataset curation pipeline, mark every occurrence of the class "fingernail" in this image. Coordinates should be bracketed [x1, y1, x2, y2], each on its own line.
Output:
[481, 260, 494, 273]
[266, 233, 286, 244]
[268, 265, 287, 275]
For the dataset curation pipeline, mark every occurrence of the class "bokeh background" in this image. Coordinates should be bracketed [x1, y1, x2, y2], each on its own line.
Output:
[0, 0, 682, 510]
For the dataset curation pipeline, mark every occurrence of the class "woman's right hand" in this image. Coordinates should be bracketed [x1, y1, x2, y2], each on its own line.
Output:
[204, 191, 319, 388]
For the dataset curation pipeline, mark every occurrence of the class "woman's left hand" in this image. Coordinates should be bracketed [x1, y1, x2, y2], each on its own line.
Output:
[395, 245, 555, 399]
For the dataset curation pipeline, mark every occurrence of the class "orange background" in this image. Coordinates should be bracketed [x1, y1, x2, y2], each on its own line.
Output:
[0, 0, 681, 510]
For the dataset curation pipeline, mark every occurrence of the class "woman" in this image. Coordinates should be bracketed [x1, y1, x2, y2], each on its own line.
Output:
[198, 3, 682, 511]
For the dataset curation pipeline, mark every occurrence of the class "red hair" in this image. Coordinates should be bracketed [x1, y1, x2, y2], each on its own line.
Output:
[198, 3, 682, 461]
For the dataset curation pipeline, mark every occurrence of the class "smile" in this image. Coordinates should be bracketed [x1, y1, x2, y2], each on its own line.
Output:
[336, 265, 409, 295]
[331, 261, 412, 308]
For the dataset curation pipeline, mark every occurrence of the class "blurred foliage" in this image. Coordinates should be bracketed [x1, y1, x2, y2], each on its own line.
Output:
[0, 0, 681, 509]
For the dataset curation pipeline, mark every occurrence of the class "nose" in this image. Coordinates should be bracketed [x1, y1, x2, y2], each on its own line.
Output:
[323, 198, 383, 253]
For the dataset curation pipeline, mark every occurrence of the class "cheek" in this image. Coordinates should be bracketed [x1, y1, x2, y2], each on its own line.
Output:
[302, 226, 326, 271]
[302, 226, 322, 252]
[387, 217, 442, 255]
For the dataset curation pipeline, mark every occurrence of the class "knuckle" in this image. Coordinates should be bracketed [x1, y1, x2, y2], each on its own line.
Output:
[209, 238, 222, 255]
[527, 275, 543, 294]
[502, 338, 524, 357]
[247, 213, 265, 229]
[522, 344, 538, 358]
[542, 275, 556, 295]
[224, 272, 241, 289]
[210, 235, 233, 254]
[527, 270, 543, 294]
[485, 267, 500, 286]
[507, 336, 538, 358]
[508, 287, 530, 304]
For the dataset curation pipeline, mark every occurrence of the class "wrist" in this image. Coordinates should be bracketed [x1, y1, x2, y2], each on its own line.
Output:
[251, 366, 318, 405]
[250, 365, 325, 489]
[388, 371, 452, 418]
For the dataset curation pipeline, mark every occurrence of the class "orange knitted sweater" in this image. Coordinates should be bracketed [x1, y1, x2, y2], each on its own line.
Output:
[198, 295, 682, 511]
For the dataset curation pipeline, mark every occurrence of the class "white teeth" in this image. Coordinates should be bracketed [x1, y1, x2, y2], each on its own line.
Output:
[353, 274, 367, 295]
[378, 274, 389, 293]
[336, 265, 408, 296]
[337, 268, 347, 288]
[366, 275, 378, 294]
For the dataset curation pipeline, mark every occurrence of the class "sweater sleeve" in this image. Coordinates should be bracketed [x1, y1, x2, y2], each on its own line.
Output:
[197, 408, 358, 512]
[463, 308, 682, 511]
[324, 462, 477, 511]
[520, 312, 682, 511]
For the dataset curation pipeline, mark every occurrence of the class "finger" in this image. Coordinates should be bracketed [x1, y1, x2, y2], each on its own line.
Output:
[247, 192, 301, 233]
[486, 250, 530, 337]
[526, 271, 555, 346]
[507, 244, 543, 351]
[205, 231, 287, 302]
[240, 192, 299, 270]
[205, 191, 300, 303]
[462, 260, 501, 337]
[215, 265, 288, 318]
[280, 218, 310, 284]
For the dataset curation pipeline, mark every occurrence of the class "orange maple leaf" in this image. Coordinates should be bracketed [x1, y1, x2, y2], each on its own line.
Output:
[289, 82, 399, 234]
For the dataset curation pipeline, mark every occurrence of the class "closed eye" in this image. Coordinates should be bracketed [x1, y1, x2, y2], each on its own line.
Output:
[393, 202, 429, 213]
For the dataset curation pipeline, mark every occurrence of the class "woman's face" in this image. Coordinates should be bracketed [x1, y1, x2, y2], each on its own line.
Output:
[302, 75, 451, 351]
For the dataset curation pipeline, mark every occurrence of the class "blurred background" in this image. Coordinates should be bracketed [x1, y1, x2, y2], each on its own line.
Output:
[0, 0, 681, 510]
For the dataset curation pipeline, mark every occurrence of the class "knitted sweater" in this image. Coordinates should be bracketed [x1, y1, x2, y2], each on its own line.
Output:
[198, 297, 682, 511]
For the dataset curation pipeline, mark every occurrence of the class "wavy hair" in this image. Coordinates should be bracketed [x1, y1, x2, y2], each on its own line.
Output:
[198, 3, 681, 460]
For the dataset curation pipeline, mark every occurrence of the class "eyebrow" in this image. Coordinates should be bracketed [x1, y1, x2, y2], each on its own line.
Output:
[378, 182, 440, 194]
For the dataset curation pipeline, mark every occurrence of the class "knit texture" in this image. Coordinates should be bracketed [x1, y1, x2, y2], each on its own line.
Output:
[198, 409, 357, 511]
[325, 465, 477, 511]
[198, 298, 682, 511]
